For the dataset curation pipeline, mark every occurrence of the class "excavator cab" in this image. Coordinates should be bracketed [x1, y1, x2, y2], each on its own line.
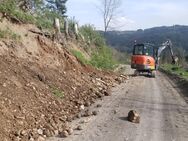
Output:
[133, 43, 155, 57]
[131, 43, 156, 77]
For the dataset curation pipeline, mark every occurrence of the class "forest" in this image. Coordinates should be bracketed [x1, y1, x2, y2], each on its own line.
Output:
[104, 25, 188, 53]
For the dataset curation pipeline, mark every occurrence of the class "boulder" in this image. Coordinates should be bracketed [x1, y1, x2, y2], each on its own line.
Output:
[127, 110, 140, 123]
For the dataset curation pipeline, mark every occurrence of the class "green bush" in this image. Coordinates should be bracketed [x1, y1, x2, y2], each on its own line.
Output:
[71, 49, 89, 65]
[35, 16, 53, 30]
[171, 66, 179, 71]
[0, 0, 16, 14]
[0, 1, 34, 23]
[71, 47, 117, 70]
[79, 25, 118, 70]
[90, 46, 116, 70]
[161, 64, 188, 79]
[35, 10, 65, 30]
[13, 10, 34, 23]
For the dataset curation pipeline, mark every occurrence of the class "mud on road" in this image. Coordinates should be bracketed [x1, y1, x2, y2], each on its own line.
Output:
[48, 72, 188, 141]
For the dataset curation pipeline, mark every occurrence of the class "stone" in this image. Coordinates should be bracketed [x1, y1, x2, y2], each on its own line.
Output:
[96, 104, 102, 108]
[80, 105, 85, 110]
[12, 136, 21, 141]
[43, 129, 51, 137]
[60, 131, 69, 138]
[29, 137, 35, 141]
[127, 110, 140, 123]
[79, 119, 88, 124]
[115, 77, 122, 84]
[37, 129, 43, 135]
[76, 113, 81, 119]
[37, 136, 45, 141]
[20, 130, 27, 136]
[67, 128, 73, 135]
[14, 131, 20, 137]
[84, 110, 92, 117]
[66, 117, 72, 122]
[76, 125, 83, 130]
[37, 74, 45, 82]
[92, 111, 98, 116]
[84, 101, 90, 107]
[103, 90, 111, 96]
[113, 110, 117, 114]
[96, 92, 103, 98]
[54, 130, 59, 136]
[3, 83, 6, 87]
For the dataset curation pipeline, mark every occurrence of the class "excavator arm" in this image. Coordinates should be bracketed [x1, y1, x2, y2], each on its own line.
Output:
[156, 40, 177, 67]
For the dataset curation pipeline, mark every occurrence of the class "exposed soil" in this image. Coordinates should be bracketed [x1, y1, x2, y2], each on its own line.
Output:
[0, 19, 128, 141]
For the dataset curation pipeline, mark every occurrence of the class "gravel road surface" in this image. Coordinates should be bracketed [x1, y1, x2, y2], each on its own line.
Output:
[48, 72, 188, 141]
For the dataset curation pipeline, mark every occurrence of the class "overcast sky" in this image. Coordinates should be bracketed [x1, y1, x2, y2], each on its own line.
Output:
[66, 0, 188, 31]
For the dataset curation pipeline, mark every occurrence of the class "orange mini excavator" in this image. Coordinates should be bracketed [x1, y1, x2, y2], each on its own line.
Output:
[131, 40, 177, 77]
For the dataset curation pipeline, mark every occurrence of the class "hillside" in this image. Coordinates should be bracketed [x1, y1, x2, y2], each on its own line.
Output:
[104, 25, 188, 52]
[0, 18, 128, 141]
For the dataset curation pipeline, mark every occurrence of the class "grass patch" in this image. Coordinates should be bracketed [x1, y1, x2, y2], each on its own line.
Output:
[71, 49, 90, 65]
[79, 25, 117, 70]
[71, 48, 117, 70]
[50, 87, 64, 99]
[35, 17, 53, 30]
[0, 28, 21, 40]
[0, 1, 34, 24]
[160, 64, 188, 79]
[90, 46, 117, 70]
[0, 1, 55, 30]
[13, 10, 34, 23]
[35, 10, 63, 30]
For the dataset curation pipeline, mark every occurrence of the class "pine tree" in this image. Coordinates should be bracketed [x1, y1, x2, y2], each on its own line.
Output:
[45, 0, 68, 16]
[16, 0, 44, 12]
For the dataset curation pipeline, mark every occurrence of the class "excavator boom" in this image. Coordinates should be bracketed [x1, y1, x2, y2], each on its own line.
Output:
[157, 40, 177, 66]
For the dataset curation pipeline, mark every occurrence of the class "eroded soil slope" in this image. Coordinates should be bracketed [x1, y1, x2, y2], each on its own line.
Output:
[0, 20, 128, 140]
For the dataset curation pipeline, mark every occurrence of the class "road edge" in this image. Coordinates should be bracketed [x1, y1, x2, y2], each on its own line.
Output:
[159, 69, 188, 103]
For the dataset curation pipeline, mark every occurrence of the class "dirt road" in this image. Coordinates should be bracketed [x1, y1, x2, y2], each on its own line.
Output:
[48, 72, 188, 141]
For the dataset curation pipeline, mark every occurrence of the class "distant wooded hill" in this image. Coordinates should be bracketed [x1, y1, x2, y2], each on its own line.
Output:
[102, 25, 188, 53]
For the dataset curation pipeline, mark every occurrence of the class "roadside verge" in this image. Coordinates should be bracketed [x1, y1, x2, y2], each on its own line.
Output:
[159, 68, 188, 103]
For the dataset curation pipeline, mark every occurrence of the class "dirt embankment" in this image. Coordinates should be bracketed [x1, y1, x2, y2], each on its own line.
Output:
[0, 20, 128, 141]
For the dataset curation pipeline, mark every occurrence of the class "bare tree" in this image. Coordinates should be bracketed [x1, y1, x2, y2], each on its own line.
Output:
[99, 0, 121, 33]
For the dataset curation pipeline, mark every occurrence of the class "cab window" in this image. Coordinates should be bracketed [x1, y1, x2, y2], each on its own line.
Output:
[134, 45, 144, 55]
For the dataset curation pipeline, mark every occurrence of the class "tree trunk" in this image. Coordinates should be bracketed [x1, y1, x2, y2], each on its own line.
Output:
[74, 23, 79, 39]
[53, 18, 61, 40]
[64, 18, 69, 38]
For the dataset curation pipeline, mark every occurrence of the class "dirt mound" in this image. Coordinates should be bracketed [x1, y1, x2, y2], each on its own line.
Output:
[0, 20, 128, 140]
